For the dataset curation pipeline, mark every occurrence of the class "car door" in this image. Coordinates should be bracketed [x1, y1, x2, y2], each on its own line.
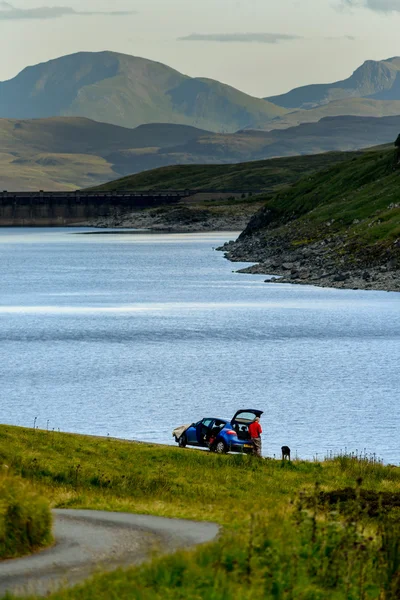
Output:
[186, 422, 201, 445]
[196, 418, 214, 446]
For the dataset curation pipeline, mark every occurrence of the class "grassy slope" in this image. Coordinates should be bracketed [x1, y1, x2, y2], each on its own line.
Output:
[0, 152, 116, 192]
[243, 147, 400, 263]
[90, 151, 362, 192]
[2, 425, 400, 598]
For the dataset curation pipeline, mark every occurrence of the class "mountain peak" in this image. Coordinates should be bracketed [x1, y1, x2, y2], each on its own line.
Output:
[266, 57, 400, 110]
[0, 51, 286, 132]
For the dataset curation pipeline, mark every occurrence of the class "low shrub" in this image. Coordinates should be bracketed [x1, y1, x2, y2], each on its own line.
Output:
[0, 473, 52, 559]
[318, 486, 400, 517]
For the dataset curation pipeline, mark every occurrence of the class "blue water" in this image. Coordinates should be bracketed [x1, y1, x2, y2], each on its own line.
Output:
[0, 228, 399, 462]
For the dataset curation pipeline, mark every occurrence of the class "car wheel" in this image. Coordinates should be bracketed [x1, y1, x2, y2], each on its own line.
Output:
[178, 435, 187, 448]
[214, 440, 227, 454]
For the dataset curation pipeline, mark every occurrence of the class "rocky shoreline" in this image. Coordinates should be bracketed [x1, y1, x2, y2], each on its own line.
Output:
[219, 237, 400, 293]
[83, 206, 255, 233]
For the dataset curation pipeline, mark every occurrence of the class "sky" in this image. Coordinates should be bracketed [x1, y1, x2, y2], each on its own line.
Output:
[1, 0, 400, 98]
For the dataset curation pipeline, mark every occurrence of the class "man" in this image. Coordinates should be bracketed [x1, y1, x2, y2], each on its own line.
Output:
[248, 416, 262, 457]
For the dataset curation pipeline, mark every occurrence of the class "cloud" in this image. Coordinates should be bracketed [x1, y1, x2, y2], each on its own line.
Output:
[0, 2, 135, 20]
[340, 0, 400, 12]
[324, 34, 356, 40]
[177, 32, 302, 44]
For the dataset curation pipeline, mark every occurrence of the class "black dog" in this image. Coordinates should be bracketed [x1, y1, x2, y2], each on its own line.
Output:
[281, 446, 291, 461]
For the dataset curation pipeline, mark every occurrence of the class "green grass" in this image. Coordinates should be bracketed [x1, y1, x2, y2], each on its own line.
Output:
[242, 147, 400, 265]
[0, 473, 52, 560]
[2, 425, 400, 598]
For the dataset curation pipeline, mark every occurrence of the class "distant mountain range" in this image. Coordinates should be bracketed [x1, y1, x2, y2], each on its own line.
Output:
[3, 53, 400, 134]
[2, 52, 400, 190]
[1, 115, 399, 190]
[0, 51, 286, 133]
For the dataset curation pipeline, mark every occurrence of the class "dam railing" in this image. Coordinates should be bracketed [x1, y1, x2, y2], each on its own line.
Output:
[0, 189, 258, 226]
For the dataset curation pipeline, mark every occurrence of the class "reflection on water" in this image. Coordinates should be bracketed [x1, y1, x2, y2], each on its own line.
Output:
[1, 228, 399, 462]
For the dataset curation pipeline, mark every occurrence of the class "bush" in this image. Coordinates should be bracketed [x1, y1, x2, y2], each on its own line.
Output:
[0, 473, 52, 559]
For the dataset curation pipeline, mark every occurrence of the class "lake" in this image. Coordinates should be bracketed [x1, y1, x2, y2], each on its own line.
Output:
[1, 228, 399, 463]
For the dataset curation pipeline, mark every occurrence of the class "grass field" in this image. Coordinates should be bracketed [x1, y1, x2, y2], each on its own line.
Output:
[1, 425, 400, 599]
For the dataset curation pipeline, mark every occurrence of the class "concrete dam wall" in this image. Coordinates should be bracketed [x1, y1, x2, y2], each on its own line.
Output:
[0, 191, 189, 226]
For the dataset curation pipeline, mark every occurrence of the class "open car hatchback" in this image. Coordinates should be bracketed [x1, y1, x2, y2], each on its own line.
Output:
[173, 409, 264, 454]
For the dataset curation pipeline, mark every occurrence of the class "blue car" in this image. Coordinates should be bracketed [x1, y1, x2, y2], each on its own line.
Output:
[173, 409, 263, 454]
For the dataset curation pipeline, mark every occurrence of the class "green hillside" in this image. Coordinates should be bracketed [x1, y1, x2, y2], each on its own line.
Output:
[0, 51, 286, 133]
[90, 151, 363, 192]
[87, 150, 375, 234]
[241, 147, 400, 265]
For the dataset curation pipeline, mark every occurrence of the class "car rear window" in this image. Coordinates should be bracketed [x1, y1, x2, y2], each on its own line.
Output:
[234, 412, 258, 423]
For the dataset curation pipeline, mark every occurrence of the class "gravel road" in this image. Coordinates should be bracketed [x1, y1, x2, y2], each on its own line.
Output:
[0, 509, 219, 597]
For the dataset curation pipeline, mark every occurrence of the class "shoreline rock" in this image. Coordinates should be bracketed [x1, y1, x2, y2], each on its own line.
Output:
[218, 239, 400, 293]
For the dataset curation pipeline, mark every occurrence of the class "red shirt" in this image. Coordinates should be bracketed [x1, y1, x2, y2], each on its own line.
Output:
[248, 421, 262, 439]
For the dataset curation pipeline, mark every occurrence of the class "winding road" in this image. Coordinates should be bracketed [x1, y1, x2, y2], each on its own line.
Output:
[0, 509, 219, 597]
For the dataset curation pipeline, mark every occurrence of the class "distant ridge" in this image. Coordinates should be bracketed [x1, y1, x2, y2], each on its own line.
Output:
[0, 118, 211, 190]
[1, 114, 399, 191]
[257, 98, 400, 130]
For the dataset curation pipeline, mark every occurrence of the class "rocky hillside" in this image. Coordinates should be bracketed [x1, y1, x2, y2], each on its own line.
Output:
[220, 147, 400, 292]
[0, 51, 285, 133]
